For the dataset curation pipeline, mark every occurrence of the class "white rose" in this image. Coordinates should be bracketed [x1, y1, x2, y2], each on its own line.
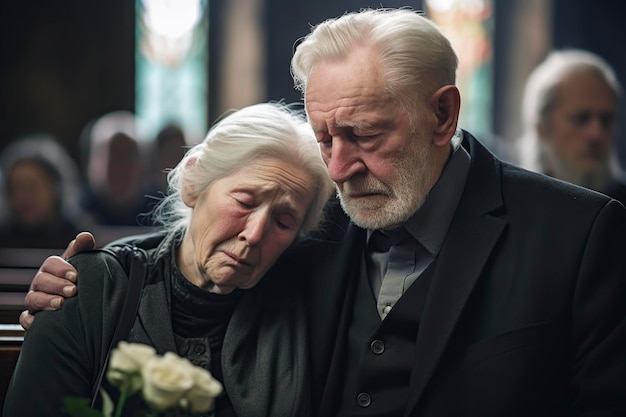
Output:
[141, 352, 194, 411]
[183, 365, 223, 414]
[107, 342, 157, 394]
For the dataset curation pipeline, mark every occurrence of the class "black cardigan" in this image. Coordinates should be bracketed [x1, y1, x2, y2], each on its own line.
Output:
[3, 232, 312, 417]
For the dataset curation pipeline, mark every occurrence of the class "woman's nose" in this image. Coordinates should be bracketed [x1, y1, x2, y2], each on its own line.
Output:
[239, 211, 268, 246]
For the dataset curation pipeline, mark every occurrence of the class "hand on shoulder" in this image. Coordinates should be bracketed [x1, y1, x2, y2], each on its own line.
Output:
[19, 232, 96, 330]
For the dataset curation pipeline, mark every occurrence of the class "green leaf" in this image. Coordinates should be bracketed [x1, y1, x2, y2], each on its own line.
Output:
[61, 397, 104, 417]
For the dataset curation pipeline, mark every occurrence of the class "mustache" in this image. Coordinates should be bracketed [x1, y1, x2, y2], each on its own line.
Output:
[341, 174, 393, 196]
[580, 142, 608, 158]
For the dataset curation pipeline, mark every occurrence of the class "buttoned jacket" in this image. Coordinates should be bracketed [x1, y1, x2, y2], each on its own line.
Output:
[278, 131, 626, 417]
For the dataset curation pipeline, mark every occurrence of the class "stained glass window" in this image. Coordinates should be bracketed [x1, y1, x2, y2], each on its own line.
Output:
[135, 0, 208, 142]
[425, 0, 494, 142]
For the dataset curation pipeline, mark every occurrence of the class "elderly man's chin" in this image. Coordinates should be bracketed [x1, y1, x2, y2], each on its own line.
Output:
[338, 192, 424, 230]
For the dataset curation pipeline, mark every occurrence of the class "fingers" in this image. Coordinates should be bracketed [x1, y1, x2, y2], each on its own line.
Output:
[32, 255, 77, 287]
[26, 256, 77, 314]
[21, 232, 94, 326]
[24, 289, 66, 314]
[61, 232, 96, 259]
[19, 309, 34, 330]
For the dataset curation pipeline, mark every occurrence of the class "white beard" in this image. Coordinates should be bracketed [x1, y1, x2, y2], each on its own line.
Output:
[337, 132, 436, 230]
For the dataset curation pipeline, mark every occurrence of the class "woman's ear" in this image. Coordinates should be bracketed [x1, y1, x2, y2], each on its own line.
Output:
[429, 85, 461, 148]
[181, 157, 198, 208]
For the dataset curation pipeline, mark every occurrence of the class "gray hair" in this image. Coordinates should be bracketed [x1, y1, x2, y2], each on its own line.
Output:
[291, 8, 458, 113]
[518, 49, 622, 172]
[151, 102, 335, 238]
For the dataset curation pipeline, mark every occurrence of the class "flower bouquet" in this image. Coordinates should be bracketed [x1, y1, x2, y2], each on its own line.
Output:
[62, 341, 223, 417]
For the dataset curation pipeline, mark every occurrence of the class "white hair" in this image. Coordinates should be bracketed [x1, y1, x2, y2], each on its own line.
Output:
[291, 8, 458, 113]
[151, 102, 335, 238]
[518, 49, 622, 172]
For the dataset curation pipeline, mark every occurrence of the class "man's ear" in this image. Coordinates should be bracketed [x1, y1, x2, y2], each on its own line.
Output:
[428, 85, 460, 148]
[181, 157, 198, 208]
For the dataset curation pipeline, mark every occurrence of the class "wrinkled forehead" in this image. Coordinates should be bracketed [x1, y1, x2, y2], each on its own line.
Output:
[226, 157, 315, 207]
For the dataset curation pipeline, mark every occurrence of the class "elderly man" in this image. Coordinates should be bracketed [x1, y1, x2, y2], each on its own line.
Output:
[21, 8, 626, 417]
[518, 48, 626, 205]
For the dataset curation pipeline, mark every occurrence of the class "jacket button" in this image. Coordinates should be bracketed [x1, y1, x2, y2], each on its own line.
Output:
[370, 339, 385, 355]
[357, 392, 371, 407]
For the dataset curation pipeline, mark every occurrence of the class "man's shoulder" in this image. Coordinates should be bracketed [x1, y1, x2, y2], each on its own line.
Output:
[500, 161, 612, 207]
[604, 179, 626, 207]
[463, 131, 612, 213]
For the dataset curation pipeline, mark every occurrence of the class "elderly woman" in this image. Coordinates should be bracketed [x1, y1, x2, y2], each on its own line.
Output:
[3, 103, 335, 417]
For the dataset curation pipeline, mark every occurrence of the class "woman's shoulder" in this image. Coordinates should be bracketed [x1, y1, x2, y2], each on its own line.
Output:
[106, 230, 169, 249]
[68, 249, 133, 291]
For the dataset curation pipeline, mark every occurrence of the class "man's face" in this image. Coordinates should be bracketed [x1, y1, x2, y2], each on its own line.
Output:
[179, 157, 314, 294]
[539, 71, 617, 188]
[305, 46, 437, 230]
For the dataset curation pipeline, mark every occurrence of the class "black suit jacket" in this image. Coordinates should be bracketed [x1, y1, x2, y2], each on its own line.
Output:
[282, 131, 626, 417]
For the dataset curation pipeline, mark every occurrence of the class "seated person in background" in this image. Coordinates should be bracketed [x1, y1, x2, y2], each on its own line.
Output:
[145, 122, 189, 200]
[0, 134, 83, 249]
[517, 49, 626, 205]
[3, 102, 335, 417]
[79, 110, 154, 226]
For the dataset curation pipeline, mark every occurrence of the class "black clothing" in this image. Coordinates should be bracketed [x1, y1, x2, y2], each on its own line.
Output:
[4, 232, 311, 417]
[281, 131, 626, 416]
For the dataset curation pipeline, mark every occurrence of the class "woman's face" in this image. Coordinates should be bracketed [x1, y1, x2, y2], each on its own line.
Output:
[178, 157, 315, 294]
[8, 160, 59, 226]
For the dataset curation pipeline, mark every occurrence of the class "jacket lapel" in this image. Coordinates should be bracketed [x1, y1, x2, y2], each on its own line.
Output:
[405, 134, 507, 414]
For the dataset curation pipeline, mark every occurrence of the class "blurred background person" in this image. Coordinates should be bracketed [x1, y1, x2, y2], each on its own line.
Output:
[0, 134, 83, 249]
[145, 122, 189, 200]
[517, 49, 626, 205]
[79, 110, 154, 226]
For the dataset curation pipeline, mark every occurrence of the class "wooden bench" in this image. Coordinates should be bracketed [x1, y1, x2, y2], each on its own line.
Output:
[0, 323, 24, 409]
[0, 249, 40, 411]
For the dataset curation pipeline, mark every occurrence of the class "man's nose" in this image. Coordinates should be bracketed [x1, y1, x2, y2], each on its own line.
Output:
[325, 139, 365, 183]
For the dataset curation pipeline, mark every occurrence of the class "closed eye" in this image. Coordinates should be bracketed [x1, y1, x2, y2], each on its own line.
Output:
[316, 133, 332, 147]
[275, 212, 298, 231]
[235, 199, 255, 209]
[354, 133, 378, 141]
[275, 219, 292, 230]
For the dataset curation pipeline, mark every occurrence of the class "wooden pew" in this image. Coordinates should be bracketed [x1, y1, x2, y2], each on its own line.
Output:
[0, 323, 24, 410]
[0, 249, 40, 411]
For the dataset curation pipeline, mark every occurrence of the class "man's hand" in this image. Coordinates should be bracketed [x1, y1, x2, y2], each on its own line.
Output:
[19, 232, 96, 329]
